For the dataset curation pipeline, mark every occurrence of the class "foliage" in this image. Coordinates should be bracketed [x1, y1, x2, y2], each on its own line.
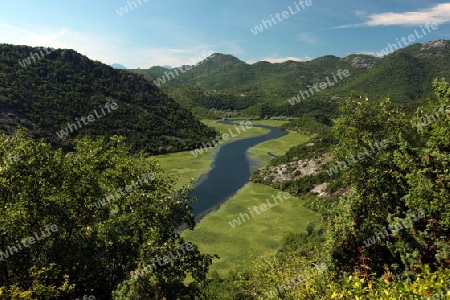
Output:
[207, 245, 330, 299]
[325, 79, 450, 276]
[0, 130, 214, 299]
[0, 264, 74, 299]
[130, 41, 450, 119]
[211, 79, 450, 299]
[279, 228, 325, 255]
[201, 243, 450, 299]
[0, 44, 217, 155]
[329, 265, 450, 299]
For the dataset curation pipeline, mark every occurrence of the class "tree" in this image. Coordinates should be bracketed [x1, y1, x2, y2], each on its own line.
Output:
[306, 222, 315, 235]
[399, 79, 450, 270]
[325, 80, 450, 277]
[0, 130, 214, 299]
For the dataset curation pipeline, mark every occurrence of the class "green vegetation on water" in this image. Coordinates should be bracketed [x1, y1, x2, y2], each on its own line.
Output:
[200, 119, 270, 138]
[248, 131, 310, 163]
[158, 119, 313, 277]
[154, 119, 274, 189]
[182, 183, 321, 276]
[151, 151, 214, 190]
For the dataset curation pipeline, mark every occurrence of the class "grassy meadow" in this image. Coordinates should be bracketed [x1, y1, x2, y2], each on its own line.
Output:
[153, 119, 272, 189]
[182, 183, 321, 276]
[201, 119, 271, 138]
[154, 119, 307, 187]
[247, 130, 310, 163]
[154, 119, 317, 276]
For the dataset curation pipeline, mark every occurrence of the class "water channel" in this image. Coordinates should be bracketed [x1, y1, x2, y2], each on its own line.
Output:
[189, 120, 287, 220]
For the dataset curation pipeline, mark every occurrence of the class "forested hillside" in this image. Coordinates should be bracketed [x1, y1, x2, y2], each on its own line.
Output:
[202, 79, 450, 299]
[131, 40, 450, 119]
[0, 44, 217, 154]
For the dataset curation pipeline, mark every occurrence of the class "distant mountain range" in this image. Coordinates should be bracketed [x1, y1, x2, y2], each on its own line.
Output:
[0, 44, 216, 154]
[1, 40, 448, 154]
[111, 63, 127, 69]
[130, 39, 450, 118]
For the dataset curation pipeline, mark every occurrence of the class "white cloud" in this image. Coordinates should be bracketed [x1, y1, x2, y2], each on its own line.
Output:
[355, 51, 376, 56]
[0, 22, 81, 49]
[0, 22, 242, 68]
[366, 3, 450, 26]
[331, 3, 450, 29]
[355, 10, 366, 17]
[218, 40, 245, 56]
[0, 21, 127, 65]
[343, 51, 377, 57]
[129, 47, 218, 68]
[247, 55, 312, 64]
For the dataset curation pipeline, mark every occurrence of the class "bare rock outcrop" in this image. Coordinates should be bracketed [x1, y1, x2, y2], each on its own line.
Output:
[420, 39, 449, 51]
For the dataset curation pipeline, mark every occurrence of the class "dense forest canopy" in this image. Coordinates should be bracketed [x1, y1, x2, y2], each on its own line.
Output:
[130, 40, 450, 120]
[0, 44, 217, 155]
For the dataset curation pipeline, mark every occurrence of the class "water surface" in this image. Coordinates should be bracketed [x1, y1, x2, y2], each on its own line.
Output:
[189, 120, 287, 220]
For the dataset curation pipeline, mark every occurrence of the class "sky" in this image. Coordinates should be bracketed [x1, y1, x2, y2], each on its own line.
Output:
[1, 0, 450, 68]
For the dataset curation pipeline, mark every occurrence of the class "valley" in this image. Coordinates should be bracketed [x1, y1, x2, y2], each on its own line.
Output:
[152, 118, 316, 276]
[0, 33, 449, 298]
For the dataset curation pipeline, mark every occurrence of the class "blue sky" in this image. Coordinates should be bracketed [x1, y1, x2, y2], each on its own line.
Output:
[1, 0, 449, 68]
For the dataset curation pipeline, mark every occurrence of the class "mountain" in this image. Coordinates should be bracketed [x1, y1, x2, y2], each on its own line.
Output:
[111, 63, 127, 69]
[0, 44, 217, 154]
[333, 40, 450, 103]
[130, 53, 375, 119]
[129, 39, 450, 118]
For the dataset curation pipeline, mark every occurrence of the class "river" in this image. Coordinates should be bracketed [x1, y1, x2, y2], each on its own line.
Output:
[189, 120, 287, 220]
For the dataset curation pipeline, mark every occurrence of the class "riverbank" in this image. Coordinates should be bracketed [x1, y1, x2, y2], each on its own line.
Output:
[247, 129, 310, 164]
[153, 119, 282, 190]
[188, 119, 288, 216]
[152, 119, 317, 276]
[182, 183, 321, 276]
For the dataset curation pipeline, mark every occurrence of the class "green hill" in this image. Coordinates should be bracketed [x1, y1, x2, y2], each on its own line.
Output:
[130, 39, 450, 119]
[0, 44, 216, 154]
